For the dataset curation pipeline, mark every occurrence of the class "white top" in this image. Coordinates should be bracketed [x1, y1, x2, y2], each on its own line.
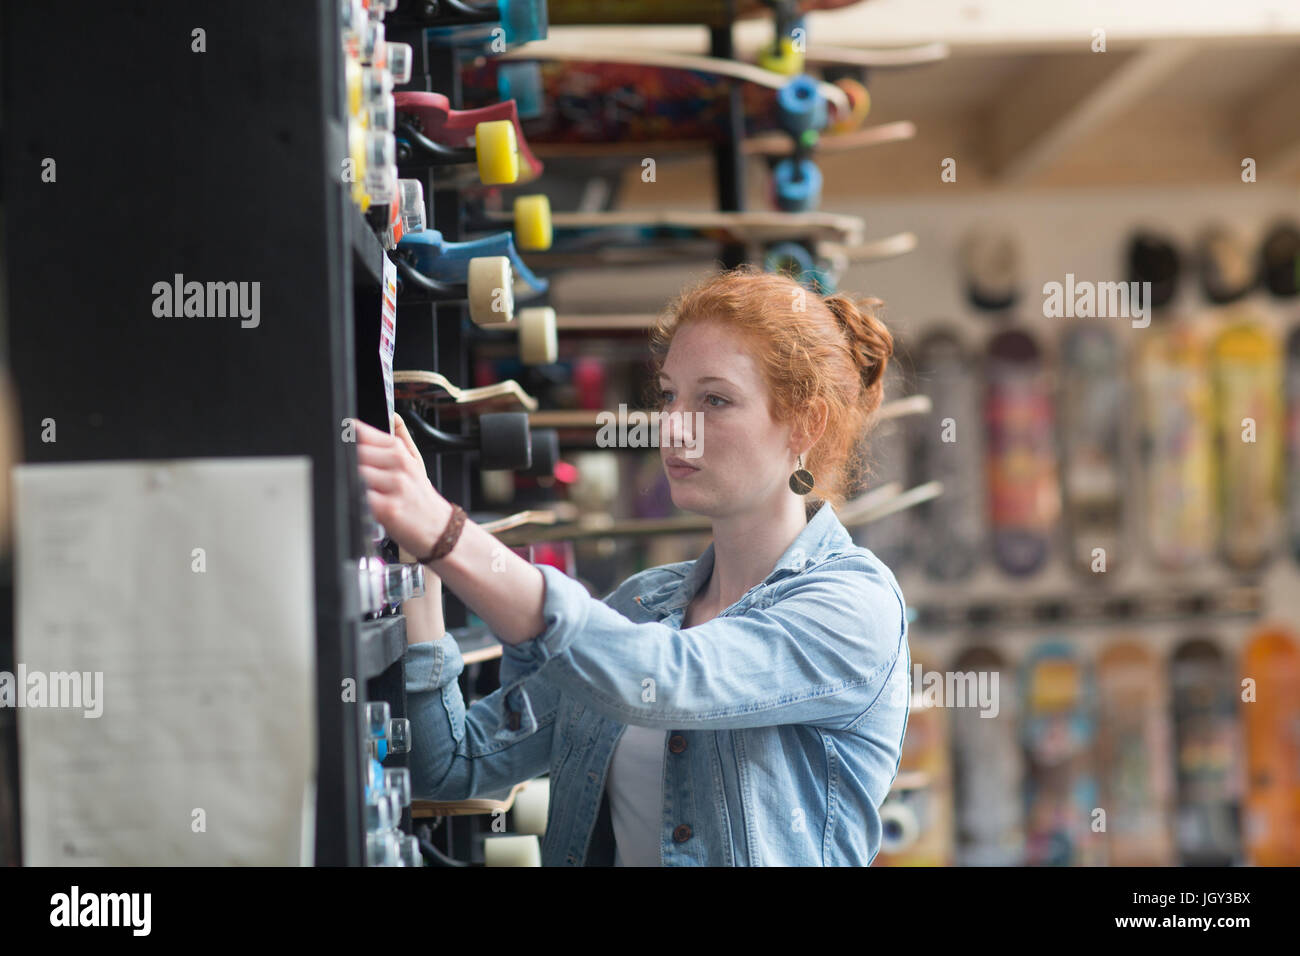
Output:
[607, 723, 667, 866]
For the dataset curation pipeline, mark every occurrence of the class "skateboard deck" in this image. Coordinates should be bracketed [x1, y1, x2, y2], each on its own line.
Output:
[851, 356, 914, 571]
[913, 329, 983, 582]
[1137, 321, 1215, 571]
[1287, 326, 1300, 563]
[543, 209, 864, 247]
[393, 91, 543, 187]
[530, 119, 916, 161]
[1240, 625, 1300, 865]
[1211, 318, 1281, 571]
[1169, 637, 1242, 866]
[463, 53, 853, 145]
[1095, 641, 1174, 865]
[875, 651, 953, 866]
[1058, 323, 1125, 578]
[393, 370, 539, 414]
[545, 0, 865, 26]
[950, 646, 1024, 866]
[984, 329, 1059, 576]
[1021, 642, 1100, 866]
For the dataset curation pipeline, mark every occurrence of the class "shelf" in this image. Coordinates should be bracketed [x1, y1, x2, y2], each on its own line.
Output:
[450, 624, 504, 665]
[350, 201, 387, 290]
[360, 615, 406, 679]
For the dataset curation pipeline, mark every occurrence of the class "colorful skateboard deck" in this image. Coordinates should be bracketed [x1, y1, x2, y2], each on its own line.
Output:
[1240, 625, 1300, 865]
[1058, 323, 1125, 578]
[463, 54, 853, 145]
[393, 91, 543, 187]
[913, 329, 982, 582]
[544, 0, 865, 26]
[1211, 318, 1281, 571]
[876, 651, 953, 866]
[1137, 321, 1215, 571]
[1169, 637, 1242, 866]
[950, 646, 1024, 866]
[1022, 642, 1100, 866]
[1095, 641, 1174, 865]
[984, 329, 1059, 576]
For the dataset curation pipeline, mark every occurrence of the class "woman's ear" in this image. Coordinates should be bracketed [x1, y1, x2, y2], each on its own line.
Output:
[789, 399, 830, 458]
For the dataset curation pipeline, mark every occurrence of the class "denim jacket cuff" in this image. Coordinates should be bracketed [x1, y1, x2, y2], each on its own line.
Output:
[402, 633, 458, 693]
[496, 563, 593, 734]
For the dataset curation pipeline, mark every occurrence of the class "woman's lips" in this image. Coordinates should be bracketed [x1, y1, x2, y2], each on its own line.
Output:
[664, 456, 700, 479]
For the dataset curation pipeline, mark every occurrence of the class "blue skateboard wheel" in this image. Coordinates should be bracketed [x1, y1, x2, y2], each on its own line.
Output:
[776, 75, 827, 137]
[772, 157, 822, 212]
[499, 61, 544, 120]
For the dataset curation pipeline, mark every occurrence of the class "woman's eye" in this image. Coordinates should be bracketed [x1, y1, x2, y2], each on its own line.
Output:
[706, 394, 728, 407]
[659, 389, 675, 405]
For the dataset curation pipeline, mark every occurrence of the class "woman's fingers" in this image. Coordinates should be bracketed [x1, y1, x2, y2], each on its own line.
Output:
[356, 442, 406, 470]
[358, 463, 401, 493]
[393, 414, 425, 465]
[352, 418, 395, 447]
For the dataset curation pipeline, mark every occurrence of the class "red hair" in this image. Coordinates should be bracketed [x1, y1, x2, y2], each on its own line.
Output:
[648, 265, 894, 509]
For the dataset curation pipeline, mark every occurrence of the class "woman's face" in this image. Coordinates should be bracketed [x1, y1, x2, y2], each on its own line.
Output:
[657, 319, 794, 517]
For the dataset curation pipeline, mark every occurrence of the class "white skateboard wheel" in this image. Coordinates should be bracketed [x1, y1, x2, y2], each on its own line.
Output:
[468, 256, 515, 327]
[513, 777, 550, 835]
[517, 306, 557, 364]
[484, 834, 541, 867]
[879, 800, 920, 854]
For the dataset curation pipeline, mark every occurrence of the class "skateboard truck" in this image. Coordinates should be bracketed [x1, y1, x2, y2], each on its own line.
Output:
[400, 404, 533, 472]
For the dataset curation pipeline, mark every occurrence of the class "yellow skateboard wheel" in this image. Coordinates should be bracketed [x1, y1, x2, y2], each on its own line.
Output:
[475, 120, 520, 186]
[830, 77, 870, 134]
[467, 256, 515, 327]
[518, 307, 557, 365]
[346, 57, 363, 119]
[758, 38, 805, 77]
[513, 194, 552, 251]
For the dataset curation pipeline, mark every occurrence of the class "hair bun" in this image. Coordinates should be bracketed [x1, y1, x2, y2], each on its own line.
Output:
[823, 293, 893, 392]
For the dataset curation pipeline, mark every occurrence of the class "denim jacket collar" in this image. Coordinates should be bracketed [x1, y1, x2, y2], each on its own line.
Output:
[636, 500, 851, 615]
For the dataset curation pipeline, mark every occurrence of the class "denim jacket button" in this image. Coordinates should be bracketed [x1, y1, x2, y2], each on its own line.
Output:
[668, 734, 687, 754]
[672, 824, 692, 843]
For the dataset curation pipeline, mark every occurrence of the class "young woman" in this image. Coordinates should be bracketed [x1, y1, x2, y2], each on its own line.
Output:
[355, 266, 911, 866]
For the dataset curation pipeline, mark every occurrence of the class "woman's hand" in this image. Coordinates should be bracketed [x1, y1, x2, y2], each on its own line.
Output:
[354, 415, 451, 560]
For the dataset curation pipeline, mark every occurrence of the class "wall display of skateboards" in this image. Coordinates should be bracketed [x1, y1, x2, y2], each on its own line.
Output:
[878, 626, 1300, 866]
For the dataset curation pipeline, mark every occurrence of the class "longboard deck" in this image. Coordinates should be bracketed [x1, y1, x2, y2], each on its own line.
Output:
[1170, 637, 1241, 866]
[1096, 640, 1174, 865]
[529, 120, 916, 160]
[1059, 323, 1125, 577]
[545, 0, 866, 26]
[1241, 625, 1300, 865]
[950, 646, 1024, 866]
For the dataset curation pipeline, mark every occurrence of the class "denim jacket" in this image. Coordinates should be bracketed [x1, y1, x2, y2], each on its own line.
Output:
[403, 501, 911, 866]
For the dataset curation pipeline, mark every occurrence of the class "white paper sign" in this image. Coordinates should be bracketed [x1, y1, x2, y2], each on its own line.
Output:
[12, 458, 316, 865]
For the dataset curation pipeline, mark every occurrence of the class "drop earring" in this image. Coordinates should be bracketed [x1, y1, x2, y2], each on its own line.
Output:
[789, 454, 814, 495]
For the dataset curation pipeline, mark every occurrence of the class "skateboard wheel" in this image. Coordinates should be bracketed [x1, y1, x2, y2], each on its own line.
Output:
[518, 306, 557, 365]
[513, 194, 552, 251]
[499, 0, 549, 47]
[397, 178, 426, 235]
[498, 61, 545, 120]
[484, 834, 541, 867]
[830, 77, 871, 133]
[479, 412, 532, 471]
[758, 37, 805, 76]
[513, 777, 550, 835]
[775, 75, 828, 137]
[764, 241, 816, 284]
[475, 119, 520, 186]
[468, 256, 515, 326]
[879, 799, 921, 854]
[346, 57, 364, 119]
[772, 157, 823, 212]
[526, 429, 560, 478]
[1261, 221, 1300, 296]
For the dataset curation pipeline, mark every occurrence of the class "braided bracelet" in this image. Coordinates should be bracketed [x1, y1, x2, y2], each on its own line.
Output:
[418, 503, 467, 565]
